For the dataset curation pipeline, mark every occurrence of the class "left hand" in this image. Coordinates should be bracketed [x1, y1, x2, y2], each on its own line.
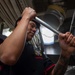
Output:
[58, 32, 75, 57]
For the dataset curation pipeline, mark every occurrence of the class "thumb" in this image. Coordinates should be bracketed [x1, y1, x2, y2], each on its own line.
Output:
[59, 33, 66, 39]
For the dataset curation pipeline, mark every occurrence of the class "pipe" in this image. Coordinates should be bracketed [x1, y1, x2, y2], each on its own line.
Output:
[34, 17, 60, 35]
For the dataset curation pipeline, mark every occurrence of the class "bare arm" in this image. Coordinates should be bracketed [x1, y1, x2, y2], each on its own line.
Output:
[50, 53, 69, 75]
[0, 7, 36, 65]
[49, 32, 75, 75]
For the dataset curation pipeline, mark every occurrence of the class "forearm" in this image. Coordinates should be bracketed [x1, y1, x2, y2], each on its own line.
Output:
[0, 17, 29, 65]
[50, 51, 70, 75]
[48, 32, 75, 75]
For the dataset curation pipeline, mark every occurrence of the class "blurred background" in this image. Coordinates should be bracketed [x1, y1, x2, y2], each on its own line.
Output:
[0, 0, 75, 74]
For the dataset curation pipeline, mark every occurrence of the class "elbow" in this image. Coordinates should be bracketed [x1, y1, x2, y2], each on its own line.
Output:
[0, 54, 17, 66]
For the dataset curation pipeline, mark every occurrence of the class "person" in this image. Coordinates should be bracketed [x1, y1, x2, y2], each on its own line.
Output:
[0, 7, 75, 75]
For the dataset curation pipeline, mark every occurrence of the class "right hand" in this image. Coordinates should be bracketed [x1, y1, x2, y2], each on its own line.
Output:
[22, 7, 36, 20]
[58, 32, 75, 57]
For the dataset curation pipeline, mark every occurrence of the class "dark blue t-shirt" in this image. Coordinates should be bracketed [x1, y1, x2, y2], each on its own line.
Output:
[12, 42, 55, 75]
[0, 42, 55, 75]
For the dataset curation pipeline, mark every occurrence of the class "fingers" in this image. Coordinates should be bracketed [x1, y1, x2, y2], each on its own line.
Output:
[65, 32, 75, 46]
[24, 7, 36, 13]
[69, 37, 75, 46]
[59, 32, 75, 46]
[65, 32, 71, 38]
[22, 7, 36, 18]
[59, 32, 70, 40]
[66, 33, 73, 43]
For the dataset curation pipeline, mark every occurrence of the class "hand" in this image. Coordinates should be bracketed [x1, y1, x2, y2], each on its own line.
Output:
[22, 7, 36, 20]
[58, 32, 75, 57]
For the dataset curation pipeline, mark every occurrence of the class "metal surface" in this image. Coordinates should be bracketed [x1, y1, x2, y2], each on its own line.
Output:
[35, 17, 60, 35]
[69, 10, 75, 32]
